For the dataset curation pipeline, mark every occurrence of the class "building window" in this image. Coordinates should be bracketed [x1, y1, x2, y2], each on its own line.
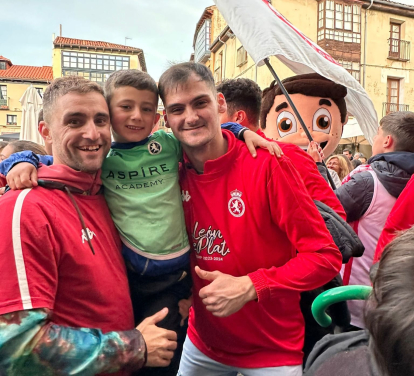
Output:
[7, 114, 17, 125]
[338, 60, 360, 82]
[236, 46, 248, 67]
[214, 52, 223, 84]
[389, 23, 401, 58]
[35, 87, 43, 98]
[0, 62, 6, 70]
[194, 19, 211, 64]
[318, 0, 361, 43]
[61, 51, 130, 85]
[0, 85, 7, 107]
[387, 78, 400, 105]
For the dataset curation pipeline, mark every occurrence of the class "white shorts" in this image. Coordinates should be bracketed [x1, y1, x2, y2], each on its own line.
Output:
[177, 336, 303, 376]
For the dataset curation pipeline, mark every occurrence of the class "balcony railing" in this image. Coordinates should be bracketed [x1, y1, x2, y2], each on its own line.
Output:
[0, 98, 8, 109]
[388, 38, 411, 62]
[383, 102, 410, 117]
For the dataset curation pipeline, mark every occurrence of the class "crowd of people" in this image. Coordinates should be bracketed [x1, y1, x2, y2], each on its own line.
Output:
[0, 63, 413, 376]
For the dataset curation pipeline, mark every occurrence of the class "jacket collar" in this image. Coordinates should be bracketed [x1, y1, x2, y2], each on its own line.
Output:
[183, 130, 237, 179]
[38, 164, 103, 195]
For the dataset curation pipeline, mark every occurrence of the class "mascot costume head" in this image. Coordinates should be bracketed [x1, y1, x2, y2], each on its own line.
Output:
[260, 73, 348, 158]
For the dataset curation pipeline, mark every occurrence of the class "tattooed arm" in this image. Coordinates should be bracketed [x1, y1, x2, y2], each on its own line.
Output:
[0, 308, 146, 375]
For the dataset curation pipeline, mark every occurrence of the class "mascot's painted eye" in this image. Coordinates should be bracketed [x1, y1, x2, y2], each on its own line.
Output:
[276, 111, 297, 137]
[312, 108, 332, 134]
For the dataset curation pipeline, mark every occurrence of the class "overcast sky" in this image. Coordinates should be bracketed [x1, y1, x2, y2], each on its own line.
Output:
[2, 0, 414, 81]
[1, 0, 213, 80]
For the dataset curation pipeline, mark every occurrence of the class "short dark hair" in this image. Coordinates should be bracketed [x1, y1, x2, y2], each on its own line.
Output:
[158, 62, 216, 104]
[380, 111, 414, 153]
[105, 69, 158, 106]
[43, 76, 104, 123]
[7, 140, 47, 156]
[217, 78, 262, 126]
[343, 148, 352, 154]
[366, 227, 414, 376]
[260, 73, 347, 129]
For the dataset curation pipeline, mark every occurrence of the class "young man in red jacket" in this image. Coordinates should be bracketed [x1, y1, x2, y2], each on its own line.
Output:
[159, 62, 342, 375]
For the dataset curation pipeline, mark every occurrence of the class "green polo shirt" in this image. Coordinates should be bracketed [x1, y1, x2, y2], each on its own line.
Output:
[101, 130, 189, 259]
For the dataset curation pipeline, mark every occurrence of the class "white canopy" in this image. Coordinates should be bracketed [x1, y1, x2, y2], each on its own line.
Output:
[19, 85, 44, 145]
[339, 117, 371, 145]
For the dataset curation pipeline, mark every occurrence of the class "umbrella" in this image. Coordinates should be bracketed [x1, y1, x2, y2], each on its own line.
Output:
[213, 0, 379, 145]
[19, 85, 44, 145]
[339, 118, 371, 146]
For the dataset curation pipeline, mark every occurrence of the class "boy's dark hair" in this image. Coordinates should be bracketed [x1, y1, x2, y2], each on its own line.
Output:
[366, 227, 414, 376]
[260, 73, 347, 129]
[158, 62, 216, 104]
[105, 69, 159, 106]
[7, 140, 47, 156]
[380, 111, 414, 153]
[216, 78, 262, 126]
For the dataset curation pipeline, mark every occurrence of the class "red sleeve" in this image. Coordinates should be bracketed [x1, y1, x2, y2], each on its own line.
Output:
[0, 189, 58, 315]
[248, 156, 343, 302]
[279, 143, 346, 220]
[374, 176, 414, 263]
[0, 173, 6, 187]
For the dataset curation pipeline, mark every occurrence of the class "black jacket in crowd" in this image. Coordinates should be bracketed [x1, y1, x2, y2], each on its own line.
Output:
[333, 152, 414, 222]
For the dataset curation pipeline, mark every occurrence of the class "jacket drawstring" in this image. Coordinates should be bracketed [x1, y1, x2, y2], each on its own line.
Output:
[64, 186, 96, 255]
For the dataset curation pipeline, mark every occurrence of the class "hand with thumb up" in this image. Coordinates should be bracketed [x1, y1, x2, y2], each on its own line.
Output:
[136, 308, 178, 367]
[195, 266, 257, 318]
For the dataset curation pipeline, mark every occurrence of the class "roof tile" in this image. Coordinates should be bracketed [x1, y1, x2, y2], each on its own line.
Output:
[53, 36, 142, 53]
[0, 65, 53, 81]
[0, 56, 12, 65]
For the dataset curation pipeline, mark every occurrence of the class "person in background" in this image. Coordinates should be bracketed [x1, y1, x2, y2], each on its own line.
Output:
[374, 174, 414, 263]
[0, 140, 48, 194]
[336, 111, 414, 330]
[326, 154, 350, 182]
[343, 148, 353, 161]
[359, 156, 368, 164]
[351, 158, 362, 170]
[304, 227, 414, 376]
[0, 141, 8, 155]
[0, 140, 46, 161]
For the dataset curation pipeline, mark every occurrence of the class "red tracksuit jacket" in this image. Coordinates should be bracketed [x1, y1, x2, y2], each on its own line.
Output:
[180, 130, 342, 368]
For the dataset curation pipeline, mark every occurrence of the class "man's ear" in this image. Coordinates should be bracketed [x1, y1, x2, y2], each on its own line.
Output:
[384, 134, 394, 150]
[235, 110, 247, 124]
[153, 112, 161, 128]
[163, 109, 170, 128]
[39, 121, 52, 143]
[217, 92, 227, 114]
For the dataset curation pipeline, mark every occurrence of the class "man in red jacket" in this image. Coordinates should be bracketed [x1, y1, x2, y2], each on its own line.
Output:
[159, 62, 342, 375]
[0, 76, 177, 375]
